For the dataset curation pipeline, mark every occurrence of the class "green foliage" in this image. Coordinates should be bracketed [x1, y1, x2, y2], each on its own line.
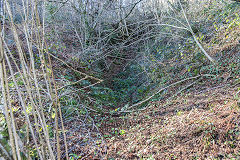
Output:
[69, 153, 82, 160]
[0, 113, 11, 158]
[109, 128, 126, 136]
[86, 60, 152, 107]
[46, 3, 58, 17]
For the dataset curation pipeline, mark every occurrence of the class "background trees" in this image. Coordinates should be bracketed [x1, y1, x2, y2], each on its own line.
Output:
[0, 0, 239, 159]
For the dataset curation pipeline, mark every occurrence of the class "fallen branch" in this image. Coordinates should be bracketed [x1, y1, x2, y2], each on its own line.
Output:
[120, 74, 215, 112]
[178, 0, 216, 64]
[173, 77, 202, 98]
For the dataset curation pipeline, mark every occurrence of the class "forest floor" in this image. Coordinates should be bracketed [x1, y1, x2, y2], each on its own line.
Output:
[101, 79, 240, 159]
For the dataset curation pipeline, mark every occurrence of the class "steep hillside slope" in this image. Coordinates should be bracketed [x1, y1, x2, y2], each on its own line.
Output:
[105, 83, 240, 159]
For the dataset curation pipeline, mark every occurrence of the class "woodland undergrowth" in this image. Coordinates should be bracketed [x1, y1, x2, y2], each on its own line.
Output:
[0, 0, 240, 159]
